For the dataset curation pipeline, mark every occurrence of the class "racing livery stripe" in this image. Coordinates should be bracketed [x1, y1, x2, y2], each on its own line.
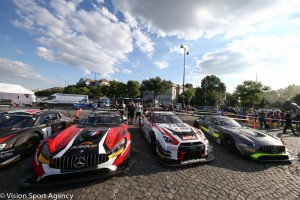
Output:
[251, 152, 286, 159]
[201, 126, 220, 138]
[0, 134, 15, 143]
[53, 129, 84, 158]
[99, 129, 109, 154]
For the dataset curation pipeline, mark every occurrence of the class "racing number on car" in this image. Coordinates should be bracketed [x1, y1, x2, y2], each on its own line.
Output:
[42, 127, 52, 138]
[208, 125, 215, 135]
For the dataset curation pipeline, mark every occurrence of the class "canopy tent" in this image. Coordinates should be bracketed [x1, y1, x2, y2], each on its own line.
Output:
[0, 83, 35, 105]
[0, 83, 34, 94]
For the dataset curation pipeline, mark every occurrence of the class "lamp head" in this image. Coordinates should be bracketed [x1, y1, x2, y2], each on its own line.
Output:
[180, 44, 184, 48]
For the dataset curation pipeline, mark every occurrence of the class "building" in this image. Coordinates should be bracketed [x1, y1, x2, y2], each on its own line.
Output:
[142, 83, 183, 105]
[77, 78, 110, 87]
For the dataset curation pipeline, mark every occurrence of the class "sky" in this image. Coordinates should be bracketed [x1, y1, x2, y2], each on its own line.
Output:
[1, 0, 300, 93]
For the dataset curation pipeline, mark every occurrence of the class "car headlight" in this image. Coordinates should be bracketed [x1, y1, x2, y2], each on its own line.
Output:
[38, 143, 51, 164]
[108, 138, 126, 159]
[163, 136, 174, 144]
[238, 136, 254, 147]
[0, 143, 7, 150]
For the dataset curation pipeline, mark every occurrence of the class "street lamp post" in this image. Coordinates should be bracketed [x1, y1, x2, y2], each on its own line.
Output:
[91, 72, 100, 84]
[180, 44, 189, 110]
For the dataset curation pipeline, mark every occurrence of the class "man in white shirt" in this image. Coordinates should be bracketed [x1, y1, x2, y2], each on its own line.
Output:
[135, 102, 143, 124]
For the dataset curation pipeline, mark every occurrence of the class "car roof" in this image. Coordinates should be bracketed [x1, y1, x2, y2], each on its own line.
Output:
[4, 109, 45, 115]
[203, 115, 230, 119]
[91, 110, 121, 115]
[150, 111, 176, 115]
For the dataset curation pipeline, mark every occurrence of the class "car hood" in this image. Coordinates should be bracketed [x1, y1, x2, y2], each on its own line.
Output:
[222, 126, 282, 145]
[47, 124, 124, 155]
[0, 127, 27, 139]
[157, 123, 199, 141]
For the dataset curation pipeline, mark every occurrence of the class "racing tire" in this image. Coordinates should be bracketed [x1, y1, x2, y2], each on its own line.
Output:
[193, 122, 199, 129]
[222, 136, 236, 151]
[150, 132, 157, 153]
[21, 135, 40, 158]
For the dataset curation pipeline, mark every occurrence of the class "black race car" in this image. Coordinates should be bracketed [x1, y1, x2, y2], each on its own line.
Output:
[193, 115, 294, 161]
[0, 109, 71, 167]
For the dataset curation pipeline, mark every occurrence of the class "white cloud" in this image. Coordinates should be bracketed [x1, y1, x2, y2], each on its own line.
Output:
[12, 0, 134, 76]
[132, 29, 155, 57]
[122, 68, 132, 74]
[112, 0, 300, 40]
[154, 61, 169, 69]
[193, 33, 300, 91]
[0, 58, 54, 89]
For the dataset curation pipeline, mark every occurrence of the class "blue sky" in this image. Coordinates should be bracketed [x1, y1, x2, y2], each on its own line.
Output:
[1, 0, 300, 93]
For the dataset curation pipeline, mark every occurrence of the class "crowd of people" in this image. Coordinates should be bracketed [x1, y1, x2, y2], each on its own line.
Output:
[110, 99, 144, 125]
[235, 108, 300, 136]
[105, 99, 300, 136]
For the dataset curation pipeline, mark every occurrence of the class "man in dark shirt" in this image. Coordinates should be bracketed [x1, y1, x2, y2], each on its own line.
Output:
[283, 111, 298, 136]
[259, 110, 267, 129]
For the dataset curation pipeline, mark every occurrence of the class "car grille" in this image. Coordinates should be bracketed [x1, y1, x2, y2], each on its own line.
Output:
[258, 145, 285, 154]
[50, 154, 109, 169]
[178, 142, 205, 160]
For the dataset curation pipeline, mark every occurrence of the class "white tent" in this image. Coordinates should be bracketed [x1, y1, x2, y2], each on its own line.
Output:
[0, 83, 36, 105]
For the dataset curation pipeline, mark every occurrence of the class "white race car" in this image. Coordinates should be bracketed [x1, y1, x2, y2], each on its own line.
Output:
[140, 111, 214, 166]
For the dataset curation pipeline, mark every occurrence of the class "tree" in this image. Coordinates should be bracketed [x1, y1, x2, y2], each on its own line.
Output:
[141, 76, 172, 105]
[291, 94, 300, 105]
[184, 84, 195, 106]
[197, 75, 226, 107]
[106, 81, 127, 99]
[126, 80, 140, 98]
[234, 80, 264, 108]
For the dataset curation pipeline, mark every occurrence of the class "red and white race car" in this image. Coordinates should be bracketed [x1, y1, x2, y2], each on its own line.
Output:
[22, 111, 130, 186]
[140, 111, 213, 166]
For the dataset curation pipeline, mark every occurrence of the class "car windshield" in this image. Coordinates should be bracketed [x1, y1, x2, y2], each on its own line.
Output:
[213, 117, 241, 127]
[80, 114, 123, 125]
[153, 114, 183, 123]
[0, 115, 35, 128]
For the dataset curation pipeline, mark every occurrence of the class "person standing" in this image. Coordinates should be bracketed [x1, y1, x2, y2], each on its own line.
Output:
[128, 101, 135, 124]
[135, 102, 143, 125]
[275, 111, 281, 128]
[283, 111, 298, 136]
[259, 110, 267, 129]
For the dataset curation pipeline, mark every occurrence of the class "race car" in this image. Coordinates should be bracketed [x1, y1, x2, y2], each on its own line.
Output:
[140, 111, 213, 166]
[26, 110, 130, 185]
[0, 109, 71, 167]
[193, 115, 294, 161]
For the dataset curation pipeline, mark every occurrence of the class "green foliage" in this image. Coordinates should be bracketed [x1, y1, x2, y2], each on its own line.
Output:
[184, 84, 195, 105]
[195, 75, 226, 106]
[234, 80, 263, 108]
[126, 80, 140, 98]
[141, 76, 172, 103]
[291, 94, 300, 105]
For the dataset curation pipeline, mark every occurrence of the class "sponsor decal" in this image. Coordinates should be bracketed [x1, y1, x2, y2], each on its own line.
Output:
[167, 146, 178, 151]
[71, 144, 97, 149]
[180, 158, 207, 165]
[182, 135, 197, 140]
